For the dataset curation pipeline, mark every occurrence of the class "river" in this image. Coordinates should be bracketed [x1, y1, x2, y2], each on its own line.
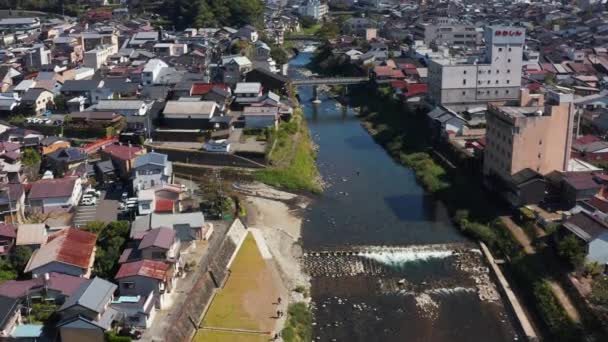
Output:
[290, 52, 520, 342]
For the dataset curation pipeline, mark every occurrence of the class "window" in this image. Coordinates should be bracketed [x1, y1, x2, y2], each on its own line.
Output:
[478, 81, 482, 85]
[498, 47, 503, 52]
[538, 153, 542, 158]
[496, 70, 500, 74]
[462, 91, 466, 95]
[463, 79, 466, 85]
[495, 90, 498, 95]
[506, 80, 510, 84]
[141, 203, 150, 210]
[496, 80, 499, 84]
[463, 70, 467, 74]
[487, 90, 490, 95]
[122, 282, 135, 289]
[508, 47, 512, 52]
[487, 80, 491, 84]
[508, 59, 511, 62]
[539, 140, 543, 145]
[507, 69, 511, 73]
[506, 90, 509, 94]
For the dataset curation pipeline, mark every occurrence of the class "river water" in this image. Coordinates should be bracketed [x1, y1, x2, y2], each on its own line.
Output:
[291, 53, 520, 342]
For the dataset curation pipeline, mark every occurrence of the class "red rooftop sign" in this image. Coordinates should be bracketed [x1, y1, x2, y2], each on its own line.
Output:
[495, 30, 523, 36]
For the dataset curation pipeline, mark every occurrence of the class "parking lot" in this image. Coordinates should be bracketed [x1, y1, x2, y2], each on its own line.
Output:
[73, 191, 120, 228]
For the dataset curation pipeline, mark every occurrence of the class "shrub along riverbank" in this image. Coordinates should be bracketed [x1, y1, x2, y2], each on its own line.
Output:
[349, 84, 600, 341]
[254, 106, 322, 193]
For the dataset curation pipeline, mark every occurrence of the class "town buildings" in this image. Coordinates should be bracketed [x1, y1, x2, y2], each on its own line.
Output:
[427, 26, 525, 111]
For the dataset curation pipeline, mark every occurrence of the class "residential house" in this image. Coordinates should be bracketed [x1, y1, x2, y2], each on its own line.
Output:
[561, 211, 608, 267]
[131, 212, 208, 242]
[242, 106, 279, 128]
[45, 147, 87, 175]
[60, 80, 107, 105]
[15, 224, 46, 249]
[0, 295, 20, 338]
[57, 277, 118, 342]
[132, 152, 172, 192]
[234, 82, 263, 106]
[0, 223, 15, 257]
[27, 177, 83, 213]
[99, 144, 145, 179]
[20, 88, 53, 115]
[138, 227, 179, 262]
[142, 59, 169, 86]
[40, 136, 70, 156]
[24, 228, 97, 278]
[371, 66, 406, 84]
[0, 272, 87, 302]
[110, 292, 156, 328]
[189, 83, 232, 111]
[245, 68, 289, 95]
[223, 56, 253, 84]
[0, 66, 21, 93]
[0, 92, 19, 114]
[115, 259, 174, 309]
[0, 128, 43, 145]
[91, 100, 151, 117]
[68, 111, 123, 128]
[0, 183, 25, 222]
[162, 100, 218, 129]
[235, 25, 259, 42]
[94, 160, 117, 186]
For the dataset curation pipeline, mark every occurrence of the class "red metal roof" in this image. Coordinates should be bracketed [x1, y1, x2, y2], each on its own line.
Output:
[373, 66, 405, 78]
[155, 199, 174, 213]
[404, 83, 428, 97]
[115, 259, 169, 280]
[102, 144, 144, 161]
[46, 229, 97, 269]
[190, 83, 228, 96]
[82, 137, 118, 154]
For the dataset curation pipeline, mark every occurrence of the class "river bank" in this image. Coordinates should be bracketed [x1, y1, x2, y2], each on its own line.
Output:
[238, 182, 312, 300]
[349, 84, 600, 341]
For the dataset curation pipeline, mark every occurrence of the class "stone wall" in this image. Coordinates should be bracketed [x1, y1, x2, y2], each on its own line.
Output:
[164, 219, 248, 341]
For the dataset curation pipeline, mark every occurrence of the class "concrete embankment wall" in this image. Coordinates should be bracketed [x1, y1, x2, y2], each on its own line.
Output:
[479, 242, 539, 342]
[165, 219, 248, 342]
[145, 145, 266, 169]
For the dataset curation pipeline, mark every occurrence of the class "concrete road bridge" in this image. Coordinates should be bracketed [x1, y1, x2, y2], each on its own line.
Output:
[291, 77, 369, 102]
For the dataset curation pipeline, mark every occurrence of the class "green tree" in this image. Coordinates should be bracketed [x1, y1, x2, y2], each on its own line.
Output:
[558, 235, 586, 269]
[53, 94, 66, 112]
[316, 21, 340, 41]
[22, 148, 41, 167]
[84, 221, 106, 235]
[300, 15, 316, 29]
[194, 0, 216, 27]
[11, 246, 32, 274]
[0, 258, 17, 281]
[271, 46, 289, 65]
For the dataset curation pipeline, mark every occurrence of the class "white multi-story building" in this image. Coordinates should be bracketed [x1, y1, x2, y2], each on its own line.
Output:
[83, 44, 117, 70]
[142, 59, 169, 85]
[299, 0, 329, 20]
[414, 18, 482, 47]
[427, 26, 525, 111]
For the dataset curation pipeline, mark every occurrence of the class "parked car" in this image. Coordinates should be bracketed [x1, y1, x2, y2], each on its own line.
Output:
[81, 195, 97, 206]
[205, 139, 231, 153]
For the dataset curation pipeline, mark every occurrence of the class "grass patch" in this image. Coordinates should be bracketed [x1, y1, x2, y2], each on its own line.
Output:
[193, 330, 269, 342]
[202, 233, 272, 331]
[254, 108, 321, 193]
[282, 303, 313, 342]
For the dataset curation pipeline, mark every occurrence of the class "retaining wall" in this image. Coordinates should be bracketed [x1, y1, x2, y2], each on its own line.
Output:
[165, 219, 248, 342]
[145, 145, 266, 169]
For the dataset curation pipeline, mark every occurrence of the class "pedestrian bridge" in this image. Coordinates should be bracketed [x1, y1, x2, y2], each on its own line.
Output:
[291, 77, 369, 86]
